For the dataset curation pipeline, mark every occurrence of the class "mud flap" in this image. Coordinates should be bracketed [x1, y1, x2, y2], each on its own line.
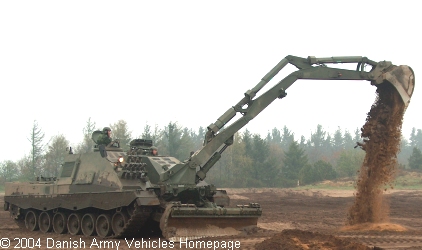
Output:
[160, 202, 261, 242]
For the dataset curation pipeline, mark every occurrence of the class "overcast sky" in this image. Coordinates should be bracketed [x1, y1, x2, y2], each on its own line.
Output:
[0, 1, 420, 162]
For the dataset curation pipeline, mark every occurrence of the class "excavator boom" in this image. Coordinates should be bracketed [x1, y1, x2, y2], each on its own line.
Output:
[159, 55, 415, 241]
[192, 56, 415, 182]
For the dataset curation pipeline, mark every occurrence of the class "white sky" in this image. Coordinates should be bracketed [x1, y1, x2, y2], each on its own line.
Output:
[0, 1, 420, 162]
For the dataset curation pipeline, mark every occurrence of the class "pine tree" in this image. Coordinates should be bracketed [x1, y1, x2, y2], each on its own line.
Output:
[150, 124, 163, 150]
[410, 128, 417, 147]
[322, 133, 333, 158]
[250, 134, 269, 184]
[141, 123, 152, 140]
[162, 122, 182, 158]
[265, 143, 284, 187]
[299, 135, 306, 148]
[110, 120, 132, 151]
[270, 127, 282, 145]
[178, 127, 195, 160]
[408, 147, 422, 170]
[76, 117, 97, 153]
[408, 128, 422, 149]
[398, 137, 411, 168]
[310, 124, 326, 147]
[298, 164, 313, 185]
[44, 134, 69, 177]
[265, 131, 272, 143]
[282, 141, 309, 187]
[280, 126, 294, 151]
[353, 128, 361, 144]
[308, 124, 326, 162]
[28, 120, 45, 178]
[242, 129, 253, 156]
[196, 126, 206, 148]
[343, 129, 354, 149]
[313, 160, 337, 181]
[336, 149, 364, 177]
[208, 133, 254, 187]
[333, 127, 344, 150]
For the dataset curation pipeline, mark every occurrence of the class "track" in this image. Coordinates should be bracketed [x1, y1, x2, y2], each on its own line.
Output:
[112, 203, 151, 238]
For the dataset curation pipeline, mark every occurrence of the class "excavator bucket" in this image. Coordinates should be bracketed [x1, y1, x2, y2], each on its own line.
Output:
[160, 203, 262, 242]
[376, 65, 415, 107]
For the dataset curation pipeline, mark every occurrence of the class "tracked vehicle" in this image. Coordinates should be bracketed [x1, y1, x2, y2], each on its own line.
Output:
[4, 55, 415, 240]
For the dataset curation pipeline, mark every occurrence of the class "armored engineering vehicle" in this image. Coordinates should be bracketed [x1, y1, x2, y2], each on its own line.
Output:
[4, 56, 415, 240]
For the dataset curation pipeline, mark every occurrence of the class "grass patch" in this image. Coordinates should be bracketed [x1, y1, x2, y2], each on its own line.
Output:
[392, 173, 422, 189]
[294, 178, 356, 190]
[295, 183, 355, 190]
[293, 171, 422, 191]
[393, 184, 422, 190]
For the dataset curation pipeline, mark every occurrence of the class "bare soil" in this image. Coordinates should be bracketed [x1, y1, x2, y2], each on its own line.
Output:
[2, 188, 422, 249]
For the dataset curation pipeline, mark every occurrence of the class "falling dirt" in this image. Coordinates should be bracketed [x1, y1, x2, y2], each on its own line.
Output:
[255, 229, 372, 250]
[348, 81, 406, 225]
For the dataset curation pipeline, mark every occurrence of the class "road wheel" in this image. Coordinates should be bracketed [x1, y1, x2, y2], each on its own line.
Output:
[81, 213, 97, 236]
[67, 213, 82, 235]
[96, 214, 112, 237]
[53, 212, 68, 234]
[25, 210, 39, 231]
[39, 212, 53, 233]
[112, 211, 129, 235]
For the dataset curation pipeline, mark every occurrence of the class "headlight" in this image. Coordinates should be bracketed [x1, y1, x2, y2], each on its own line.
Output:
[118, 156, 124, 163]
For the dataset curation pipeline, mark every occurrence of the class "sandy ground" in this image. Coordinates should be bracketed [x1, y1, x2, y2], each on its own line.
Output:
[1, 188, 422, 249]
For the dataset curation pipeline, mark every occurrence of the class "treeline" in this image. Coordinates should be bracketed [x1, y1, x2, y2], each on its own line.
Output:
[1, 118, 422, 188]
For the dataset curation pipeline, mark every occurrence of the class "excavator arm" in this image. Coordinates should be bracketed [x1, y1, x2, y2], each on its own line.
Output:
[191, 55, 414, 182]
[157, 55, 414, 241]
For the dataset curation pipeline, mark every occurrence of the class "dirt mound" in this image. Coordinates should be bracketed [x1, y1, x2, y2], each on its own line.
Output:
[341, 222, 408, 232]
[348, 82, 405, 224]
[254, 229, 372, 250]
